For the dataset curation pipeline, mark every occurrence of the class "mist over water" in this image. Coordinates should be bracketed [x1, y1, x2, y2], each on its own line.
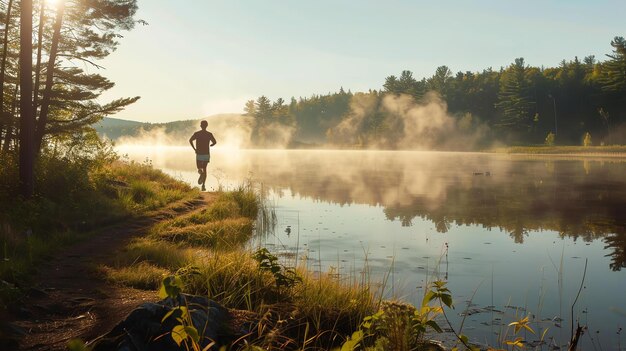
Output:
[116, 114, 259, 149]
[118, 146, 626, 348]
[327, 92, 490, 150]
[114, 92, 492, 151]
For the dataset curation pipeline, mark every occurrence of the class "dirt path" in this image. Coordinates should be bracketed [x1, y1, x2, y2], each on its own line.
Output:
[8, 193, 214, 351]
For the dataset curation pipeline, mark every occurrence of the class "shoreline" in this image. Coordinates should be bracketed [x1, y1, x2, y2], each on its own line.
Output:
[114, 143, 626, 159]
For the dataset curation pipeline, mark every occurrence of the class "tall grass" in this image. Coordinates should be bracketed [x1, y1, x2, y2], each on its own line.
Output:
[153, 218, 254, 248]
[104, 184, 378, 350]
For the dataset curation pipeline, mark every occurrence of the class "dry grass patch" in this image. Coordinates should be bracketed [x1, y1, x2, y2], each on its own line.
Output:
[183, 250, 277, 309]
[101, 262, 170, 290]
[152, 218, 254, 249]
[114, 237, 196, 269]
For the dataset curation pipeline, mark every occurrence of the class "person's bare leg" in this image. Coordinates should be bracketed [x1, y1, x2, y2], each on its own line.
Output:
[200, 164, 208, 191]
[196, 160, 206, 185]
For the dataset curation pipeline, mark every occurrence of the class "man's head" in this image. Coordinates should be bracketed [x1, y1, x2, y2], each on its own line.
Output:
[200, 120, 208, 130]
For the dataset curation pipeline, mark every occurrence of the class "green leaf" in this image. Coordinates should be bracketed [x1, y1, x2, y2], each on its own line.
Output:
[422, 290, 436, 306]
[179, 306, 189, 320]
[441, 294, 453, 308]
[414, 324, 426, 334]
[460, 334, 469, 344]
[426, 320, 443, 333]
[171, 325, 187, 346]
[184, 325, 200, 343]
[340, 330, 364, 351]
[161, 309, 176, 323]
[159, 275, 184, 299]
[433, 280, 446, 289]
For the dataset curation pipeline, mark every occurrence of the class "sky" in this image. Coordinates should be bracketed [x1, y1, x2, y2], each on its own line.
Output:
[96, 0, 626, 123]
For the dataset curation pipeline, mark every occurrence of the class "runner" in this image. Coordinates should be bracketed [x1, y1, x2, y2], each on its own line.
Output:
[188, 120, 217, 191]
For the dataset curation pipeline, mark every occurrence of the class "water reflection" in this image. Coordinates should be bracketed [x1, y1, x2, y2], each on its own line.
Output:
[119, 147, 626, 347]
[120, 147, 626, 271]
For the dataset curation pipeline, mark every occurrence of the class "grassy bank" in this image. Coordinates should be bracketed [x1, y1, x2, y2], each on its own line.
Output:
[100, 183, 469, 351]
[490, 145, 626, 155]
[0, 155, 198, 306]
[102, 186, 385, 350]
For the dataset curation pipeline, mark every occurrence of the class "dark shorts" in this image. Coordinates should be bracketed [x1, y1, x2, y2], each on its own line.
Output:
[196, 154, 210, 168]
[196, 154, 210, 162]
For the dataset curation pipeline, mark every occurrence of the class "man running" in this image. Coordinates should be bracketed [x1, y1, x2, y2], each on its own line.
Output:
[189, 120, 217, 191]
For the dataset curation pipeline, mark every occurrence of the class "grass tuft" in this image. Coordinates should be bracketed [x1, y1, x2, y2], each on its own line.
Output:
[114, 238, 195, 269]
[101, 262, 170, 290]
[153, 218, 254, 248]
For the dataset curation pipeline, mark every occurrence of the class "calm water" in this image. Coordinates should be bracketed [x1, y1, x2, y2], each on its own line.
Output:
[120, 146, 626, 349]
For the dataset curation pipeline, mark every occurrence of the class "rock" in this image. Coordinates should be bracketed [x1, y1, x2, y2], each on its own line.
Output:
[91, 294, 232, 351]
[27, 287, 49, 299]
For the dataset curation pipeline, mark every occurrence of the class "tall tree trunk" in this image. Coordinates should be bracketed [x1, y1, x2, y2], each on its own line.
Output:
[34, 0, 65, 153]
[3, 81, 18, 152]
[0, 0, 15, 147]
[33, 0, 46, 115]
[19, 0, 34, 198]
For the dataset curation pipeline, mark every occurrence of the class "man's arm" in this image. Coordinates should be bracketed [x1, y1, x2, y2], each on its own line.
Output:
[210, 133, 217, 147]
[189, 134, 197, 152]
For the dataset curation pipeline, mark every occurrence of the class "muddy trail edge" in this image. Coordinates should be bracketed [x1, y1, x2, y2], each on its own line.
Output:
[7, 193, 215, 351]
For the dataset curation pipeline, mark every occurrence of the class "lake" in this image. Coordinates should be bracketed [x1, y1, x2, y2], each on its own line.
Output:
[118, 146, 626, 350]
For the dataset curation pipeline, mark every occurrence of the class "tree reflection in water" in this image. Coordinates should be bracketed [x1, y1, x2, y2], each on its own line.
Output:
[118, 147, 626, 271]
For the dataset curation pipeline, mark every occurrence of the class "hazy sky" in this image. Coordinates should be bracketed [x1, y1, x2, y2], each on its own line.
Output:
[96, 0, 626, 123]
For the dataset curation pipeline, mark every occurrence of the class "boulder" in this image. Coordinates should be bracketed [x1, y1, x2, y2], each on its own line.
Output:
[91, 294, 231, 351]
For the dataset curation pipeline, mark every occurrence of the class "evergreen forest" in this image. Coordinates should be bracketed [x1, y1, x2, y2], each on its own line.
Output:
[245, 37, 626, 149]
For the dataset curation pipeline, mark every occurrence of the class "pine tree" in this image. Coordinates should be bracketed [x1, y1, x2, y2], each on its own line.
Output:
[383, 75, 400, 93]
[19, 0, 35, 197]
[427, 65, 453, 97]
[495, 58, 536, 133]
[243, 100, 256, 116]
[33, 0, 140, 153]
[255, 95, 272, 123]
[601, 36, 626, 94]
[0, 0, 17, 150]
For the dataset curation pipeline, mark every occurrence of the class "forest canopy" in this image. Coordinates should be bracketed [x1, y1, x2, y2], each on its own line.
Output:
[245, 36, 626, 149]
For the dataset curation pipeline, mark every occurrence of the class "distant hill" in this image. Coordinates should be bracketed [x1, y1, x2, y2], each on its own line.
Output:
[94, 114, 249, 146]
[94, 117, 149, 140]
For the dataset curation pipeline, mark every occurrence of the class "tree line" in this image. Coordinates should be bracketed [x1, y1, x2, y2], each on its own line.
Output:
[0, 0, 140, 197]
[245, 37, 626, 148]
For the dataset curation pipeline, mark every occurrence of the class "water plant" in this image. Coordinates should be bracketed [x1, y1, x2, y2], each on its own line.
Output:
[338, 280, 451, 351]
[545, 132, 556, 146]
[583, 132, 592, 146]
[252, 248, 301, 290]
